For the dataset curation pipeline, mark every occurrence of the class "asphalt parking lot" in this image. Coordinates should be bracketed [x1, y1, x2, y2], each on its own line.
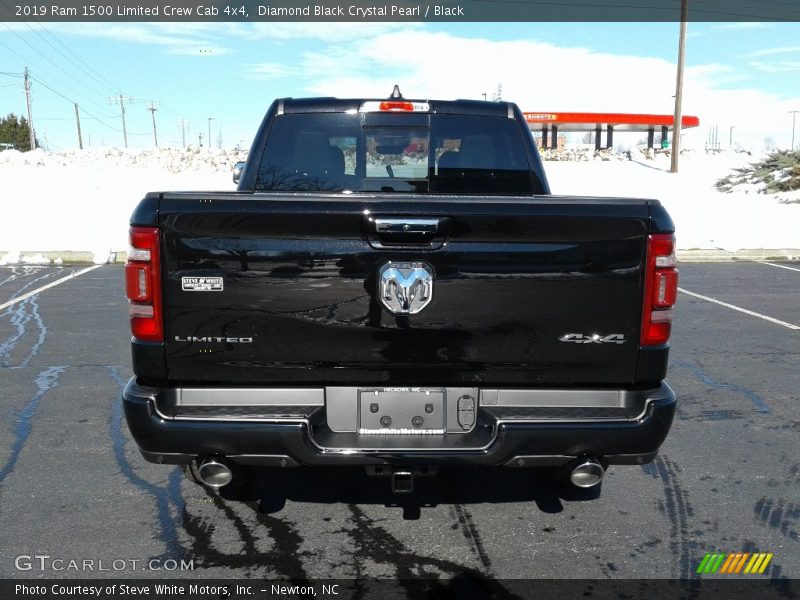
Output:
[0, 262, 798, 587]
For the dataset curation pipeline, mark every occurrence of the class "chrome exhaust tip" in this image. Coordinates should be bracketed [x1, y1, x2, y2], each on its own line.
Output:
[197, 456, 234, 489]
[569, 458, 605, 488]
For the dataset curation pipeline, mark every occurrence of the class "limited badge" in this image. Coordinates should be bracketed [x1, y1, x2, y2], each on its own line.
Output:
[181, 277, 223, 292]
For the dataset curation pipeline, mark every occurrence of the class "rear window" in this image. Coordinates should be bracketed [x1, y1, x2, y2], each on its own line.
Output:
[255, 112, 542, 195]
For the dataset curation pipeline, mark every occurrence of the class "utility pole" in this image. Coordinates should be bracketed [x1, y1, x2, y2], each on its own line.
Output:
[790, 110, 799, 151]
[147, 101, 159, 147]
[670, 0, 688, 173]
[207, 117, 214, 151]
[178, 119, 187, 148]
[109, 93, 133, 148]
[74, 103, 83, 149]
[119, 94, 128, 148]
[23, 66, 36, 150]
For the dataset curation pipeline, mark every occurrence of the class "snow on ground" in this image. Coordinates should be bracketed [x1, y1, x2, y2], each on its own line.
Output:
[545, 151, 800, 251]
[0, 147, 798, 263]
[0, 147, 242, 263]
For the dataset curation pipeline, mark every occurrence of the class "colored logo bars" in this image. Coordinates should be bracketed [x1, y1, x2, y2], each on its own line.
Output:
[696, 552, 773, 575]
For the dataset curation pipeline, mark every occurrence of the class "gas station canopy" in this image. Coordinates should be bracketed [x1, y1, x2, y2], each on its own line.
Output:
[523, 111, 700, 149]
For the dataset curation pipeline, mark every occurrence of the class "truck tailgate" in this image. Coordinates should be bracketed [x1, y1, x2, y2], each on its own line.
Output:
[156, 193, 657, 386]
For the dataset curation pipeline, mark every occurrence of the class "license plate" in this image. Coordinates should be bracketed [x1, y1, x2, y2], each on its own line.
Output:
[358, 388, 445, 434]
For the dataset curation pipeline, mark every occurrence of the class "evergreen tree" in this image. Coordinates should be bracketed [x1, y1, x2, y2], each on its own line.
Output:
[0, 113, 39, 151]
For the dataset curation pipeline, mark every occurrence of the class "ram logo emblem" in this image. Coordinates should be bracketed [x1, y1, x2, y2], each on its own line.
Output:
[379, 262, 434, 315]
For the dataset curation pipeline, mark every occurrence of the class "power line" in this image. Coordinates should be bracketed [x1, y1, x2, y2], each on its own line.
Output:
[0, 23, 113, 114]
[15, 21, 116, 98]
[79, 106, 128, 134]
[28, 74, 147, 137]
[0, 0, 123, 104]
[34, 23, 121, 92]
[28, 74, 78, 105]
[29, 74, 116, 119]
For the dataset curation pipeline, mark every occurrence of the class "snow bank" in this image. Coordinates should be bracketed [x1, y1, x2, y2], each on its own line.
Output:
[0, 146, 248, 173]
[0, 147, 242, 263]
[546, 151, 800, 251]
[1, 147, 798, 262]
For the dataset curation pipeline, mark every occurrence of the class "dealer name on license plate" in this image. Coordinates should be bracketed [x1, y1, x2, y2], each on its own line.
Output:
[358, 388, 445, 435]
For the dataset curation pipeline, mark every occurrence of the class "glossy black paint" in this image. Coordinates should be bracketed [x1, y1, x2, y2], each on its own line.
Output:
[129, 192, 160, 227]
[131, 340, 166, 381]
[143, 193, 671, 387]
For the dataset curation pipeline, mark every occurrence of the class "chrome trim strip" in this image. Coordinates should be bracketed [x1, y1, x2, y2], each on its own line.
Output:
[144, 382, 670, 436]
[147, 398, 662, 454]
[151, 401, 311, 423]
[357, 428, 446, 435]
[480, 388, 624, 408]
[178, 387, 324, 407]
[374, 218, 439, 234]
[310, 429, 497, 454]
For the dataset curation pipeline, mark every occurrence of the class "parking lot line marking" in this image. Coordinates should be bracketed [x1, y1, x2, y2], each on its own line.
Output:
[758, 261, 800, 273]
[678, 287, 800, 330]
[0, 265, 102, 312]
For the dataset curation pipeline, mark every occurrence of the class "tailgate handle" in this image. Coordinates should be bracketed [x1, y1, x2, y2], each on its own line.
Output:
[374, 218, 439, 235]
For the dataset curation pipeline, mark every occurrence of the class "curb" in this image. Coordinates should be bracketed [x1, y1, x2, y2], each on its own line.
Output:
[2, 249, 800, 266]
[0, 251, 126, 266]
[676, 249, 800, 262]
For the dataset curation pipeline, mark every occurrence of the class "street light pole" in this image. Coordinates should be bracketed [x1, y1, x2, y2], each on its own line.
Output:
[670, 0, 689, 173]
[729, 126, 735, 149]
[791, 110, 799, 151]
[208, 117, 215, 151]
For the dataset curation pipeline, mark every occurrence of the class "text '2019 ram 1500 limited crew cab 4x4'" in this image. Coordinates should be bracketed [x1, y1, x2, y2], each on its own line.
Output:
[123, 89, 678, 494]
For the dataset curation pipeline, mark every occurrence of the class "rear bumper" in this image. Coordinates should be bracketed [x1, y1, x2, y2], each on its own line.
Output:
[123, 379, 676, 468]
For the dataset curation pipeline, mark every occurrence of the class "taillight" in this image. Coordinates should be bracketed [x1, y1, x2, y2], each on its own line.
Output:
[125, 226, 163, 342]
[641, 234, 679, 346]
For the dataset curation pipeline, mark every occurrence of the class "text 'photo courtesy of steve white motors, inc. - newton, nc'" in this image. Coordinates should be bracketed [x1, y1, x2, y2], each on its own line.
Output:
[13, 3, 465, 18]
[13, 582, 341, 598]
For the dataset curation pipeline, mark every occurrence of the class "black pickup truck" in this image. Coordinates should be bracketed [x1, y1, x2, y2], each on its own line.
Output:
[123, 90, 678, 494]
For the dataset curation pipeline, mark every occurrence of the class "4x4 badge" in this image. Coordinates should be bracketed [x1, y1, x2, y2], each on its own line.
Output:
[379, 261, 434, 315]
[558, 333, 626, 344]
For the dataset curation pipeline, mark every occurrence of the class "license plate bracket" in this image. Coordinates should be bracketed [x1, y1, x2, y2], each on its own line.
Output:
[358, 388, 445, 434]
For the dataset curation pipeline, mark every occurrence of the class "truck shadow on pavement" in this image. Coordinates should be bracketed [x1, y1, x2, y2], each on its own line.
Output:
[215, 465, 601, 519]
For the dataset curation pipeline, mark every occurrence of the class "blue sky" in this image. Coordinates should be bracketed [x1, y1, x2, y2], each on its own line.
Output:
[1, 21, 799, 151]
